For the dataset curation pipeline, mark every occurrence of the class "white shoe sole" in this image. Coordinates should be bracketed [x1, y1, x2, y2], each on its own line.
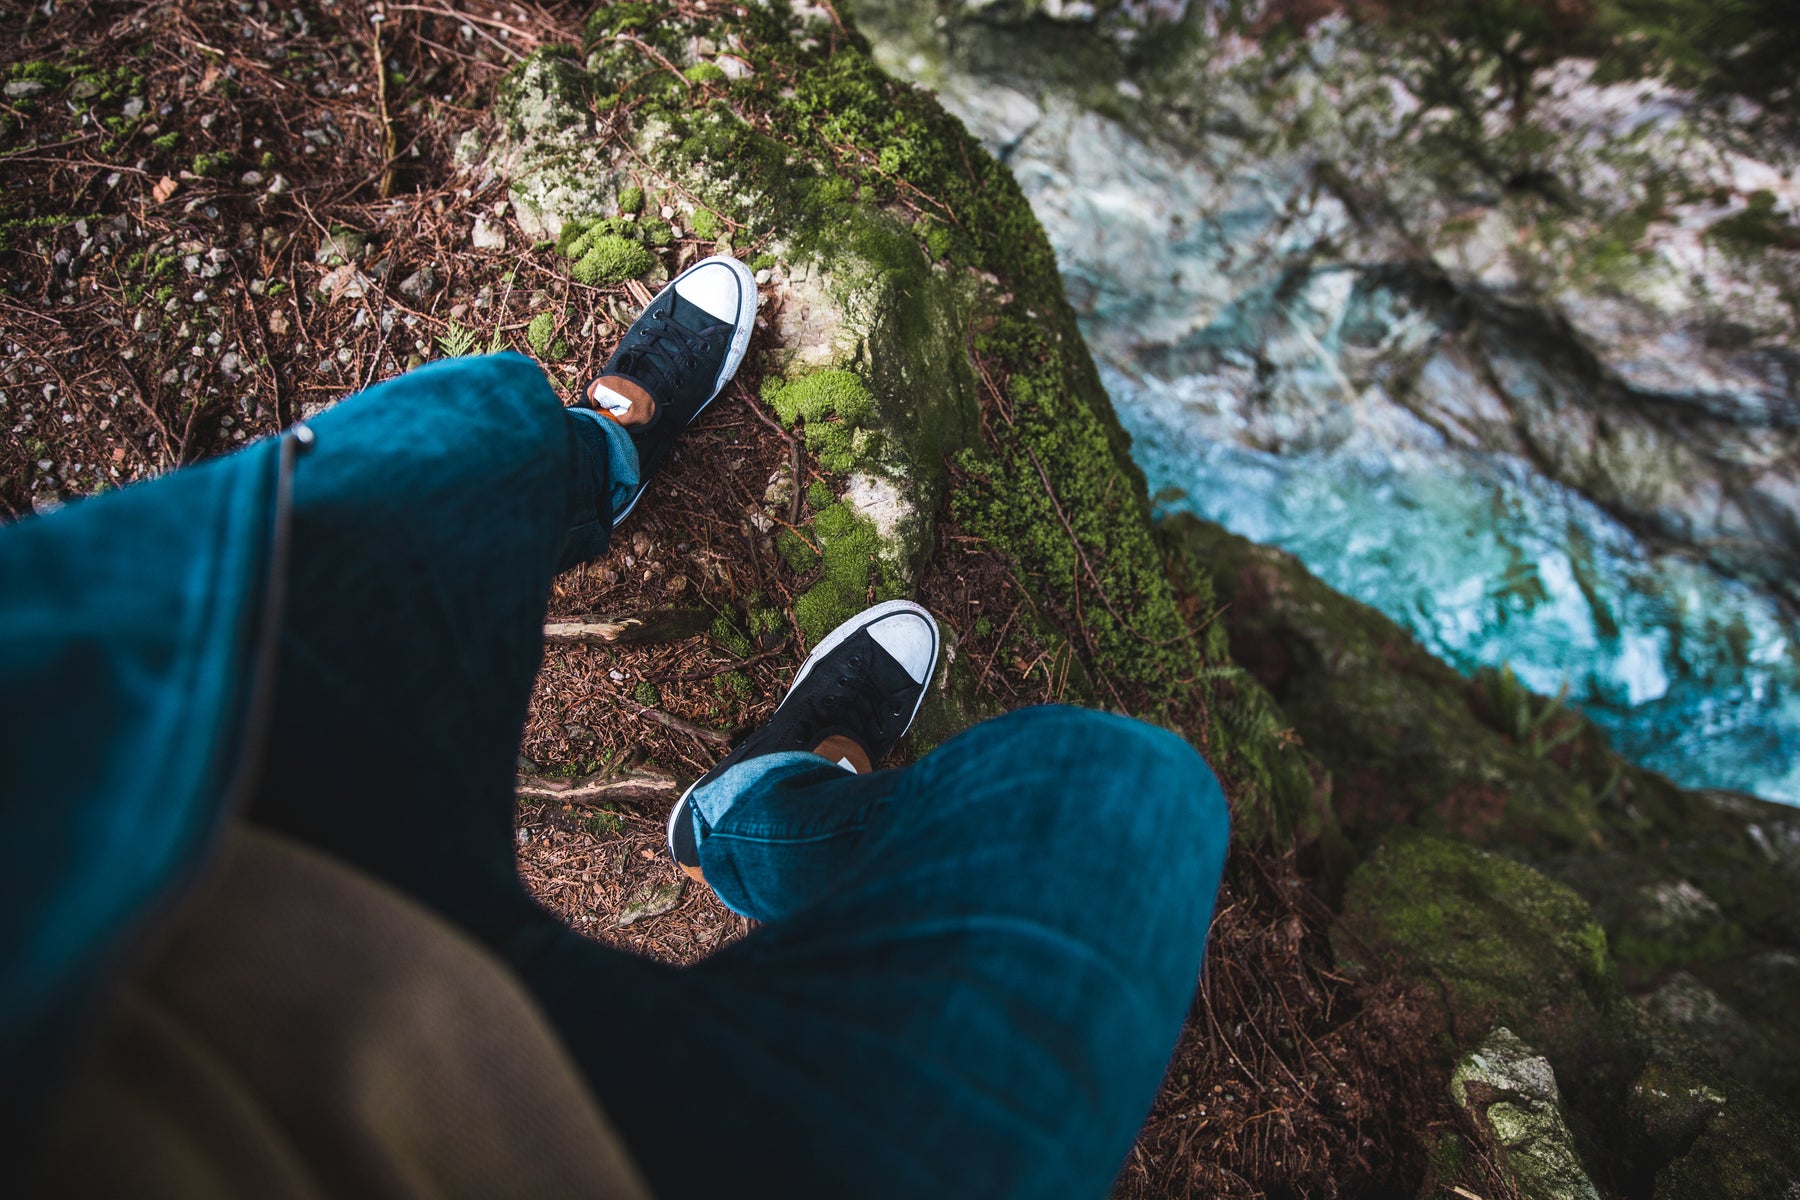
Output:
[667, 600, 941, 861]
[611, 253, 760, 526]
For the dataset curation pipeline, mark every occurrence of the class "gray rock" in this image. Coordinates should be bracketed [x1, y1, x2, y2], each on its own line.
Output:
[4, 80, 46, 99]
[471, 216, 507, 251]
[616, 879, 685, 928]
[314, 228, 367, 267]
[397, 266, 438, 300]
[1450, 1027, 1601, 1200]
[121, 96, 144, 119]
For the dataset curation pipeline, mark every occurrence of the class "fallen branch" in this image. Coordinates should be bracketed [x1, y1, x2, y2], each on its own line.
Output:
[516, 767, 682, 806]
[614, 693, 735, 747]
[544, 607, 712, 646]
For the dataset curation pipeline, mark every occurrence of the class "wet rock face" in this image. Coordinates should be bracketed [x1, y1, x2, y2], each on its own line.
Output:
[857, 0, 1800, 801]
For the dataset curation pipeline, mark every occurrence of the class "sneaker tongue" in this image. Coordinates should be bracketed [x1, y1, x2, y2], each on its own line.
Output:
[668, 290, 728, 334]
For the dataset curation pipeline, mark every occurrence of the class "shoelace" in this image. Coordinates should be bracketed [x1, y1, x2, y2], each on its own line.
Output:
[612, 310, 713, 405]
[786, 650, 907, 749]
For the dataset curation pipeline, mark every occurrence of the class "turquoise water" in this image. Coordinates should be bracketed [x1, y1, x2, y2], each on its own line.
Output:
[1102, 362, 1800, 804]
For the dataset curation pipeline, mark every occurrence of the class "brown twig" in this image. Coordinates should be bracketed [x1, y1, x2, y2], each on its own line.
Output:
[370, 19, 398, 199]
[610, 688, 734, 747]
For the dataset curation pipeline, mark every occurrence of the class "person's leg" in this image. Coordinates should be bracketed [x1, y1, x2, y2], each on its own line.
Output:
[518, 704, 1229, 1199]
[245, 251, 758, 952]
[244, 353, 632, 951]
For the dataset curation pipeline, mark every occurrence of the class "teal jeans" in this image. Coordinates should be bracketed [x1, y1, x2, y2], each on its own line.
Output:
[10, 357, 1230, 1197]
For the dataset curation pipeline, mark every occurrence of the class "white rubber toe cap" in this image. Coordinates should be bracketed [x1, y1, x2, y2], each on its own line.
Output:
[868, 611, 938, 684]
[674, 257, 750, 325]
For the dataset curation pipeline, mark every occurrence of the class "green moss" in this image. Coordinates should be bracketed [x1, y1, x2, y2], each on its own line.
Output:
[150, 130, 181, 153]
[714, 670, 751, 699]
[684, 61, 728, 85]
[750, 252, 776, 271]
[763, 369, 882, 472]
[775, 527, 821, 573]
[914, 216, 953, 260]
[570, 235, 655, 285]
[0, 212, 99, 255]
[690, 207, 721, 239]
[617, 184, 644, 214]
[581, 808, 625, 837]
[792, 500, 905, 645]
[1337, 833, 1621, 1049]
[641, 219, 674, 247]
[766, 369, 871, 425]
[525, 312, 556, 355]
[632, 681, 661, 706]
[585, 1, 659, 44]
[709, 613, 752, 657]
[5, 60, 72, 88]
[191, 151, 233, 178]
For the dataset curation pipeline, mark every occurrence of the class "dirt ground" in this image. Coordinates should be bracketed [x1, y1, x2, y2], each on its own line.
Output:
[1, 1, 1491, 1194]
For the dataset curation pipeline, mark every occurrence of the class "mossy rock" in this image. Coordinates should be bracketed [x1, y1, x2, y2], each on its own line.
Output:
[1629, 1060, 1800, 1200]
[1338, 833, 1800, 1194]
[1335, 834, 1623, 1055]
[1449, 1027, 1601, 1200]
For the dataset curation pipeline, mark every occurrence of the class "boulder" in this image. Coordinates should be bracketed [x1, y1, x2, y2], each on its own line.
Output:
[1450, 1027, 1601, 1200]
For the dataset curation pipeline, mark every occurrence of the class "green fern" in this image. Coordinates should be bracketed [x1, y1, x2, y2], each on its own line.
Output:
[436, 321, 479, 357]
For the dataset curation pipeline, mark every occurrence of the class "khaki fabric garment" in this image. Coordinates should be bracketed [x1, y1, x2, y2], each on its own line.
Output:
[44, 826, 651, 1200]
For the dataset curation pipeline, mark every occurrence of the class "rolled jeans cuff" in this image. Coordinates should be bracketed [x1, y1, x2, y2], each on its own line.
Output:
[688, 751, 849, 830]
[567, 406, 641, 520]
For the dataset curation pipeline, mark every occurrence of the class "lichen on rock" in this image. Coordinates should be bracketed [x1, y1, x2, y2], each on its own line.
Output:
[1450, 1027, 1601, 1200]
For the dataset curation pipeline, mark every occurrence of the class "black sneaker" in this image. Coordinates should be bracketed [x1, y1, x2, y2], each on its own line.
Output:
[588, 254, 758, 526]
[667, 600, 941, 880]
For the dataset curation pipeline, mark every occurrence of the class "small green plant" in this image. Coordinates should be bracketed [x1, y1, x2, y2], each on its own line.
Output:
[149, 130, 180, 153]
[436, 321, 479, 357]
[690, 207, 721, 240]
[632, 681, 661, 706]
[683, 61, 727, 85]
[1475, 665, 1583, 758]
[617, 185, 644, 215]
